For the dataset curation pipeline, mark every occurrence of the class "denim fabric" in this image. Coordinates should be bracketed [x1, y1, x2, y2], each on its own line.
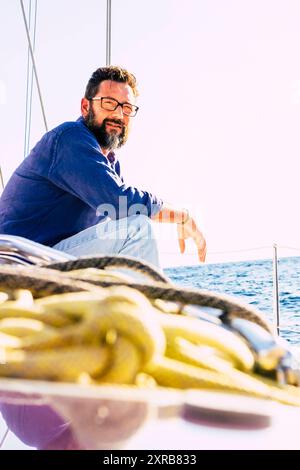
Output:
[53, 214, 160, 268]
[0, 117, 162, 247]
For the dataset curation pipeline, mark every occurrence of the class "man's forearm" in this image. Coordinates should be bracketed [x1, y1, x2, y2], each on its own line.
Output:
[151, 202, 189, 224]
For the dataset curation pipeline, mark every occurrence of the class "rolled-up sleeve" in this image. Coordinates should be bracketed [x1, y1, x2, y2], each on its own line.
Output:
[48, 126, 163, 220]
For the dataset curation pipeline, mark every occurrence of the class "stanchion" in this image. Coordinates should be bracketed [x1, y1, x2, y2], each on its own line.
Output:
[273, 243, 280, 335]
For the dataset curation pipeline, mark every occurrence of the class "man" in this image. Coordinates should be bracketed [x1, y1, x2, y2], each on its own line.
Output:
[0, 66, 207, 449]
[0, 66, 206, 268]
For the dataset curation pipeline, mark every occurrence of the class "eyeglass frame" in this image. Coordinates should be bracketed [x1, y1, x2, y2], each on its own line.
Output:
[88, 96, 139, 117]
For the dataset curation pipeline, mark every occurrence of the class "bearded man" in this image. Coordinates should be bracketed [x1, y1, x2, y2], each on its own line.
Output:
[0, 66, 206, 268]
[0, 66, 207, 449]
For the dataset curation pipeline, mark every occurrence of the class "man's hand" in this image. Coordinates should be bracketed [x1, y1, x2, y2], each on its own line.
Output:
[151, 203, 207, 263]
[177, 216, 207, 262]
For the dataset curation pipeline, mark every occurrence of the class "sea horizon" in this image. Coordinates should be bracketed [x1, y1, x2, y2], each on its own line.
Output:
[162, 251, 300, 270]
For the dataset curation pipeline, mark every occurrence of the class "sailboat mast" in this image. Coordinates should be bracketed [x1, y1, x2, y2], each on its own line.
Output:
[106, 0, 112, 65]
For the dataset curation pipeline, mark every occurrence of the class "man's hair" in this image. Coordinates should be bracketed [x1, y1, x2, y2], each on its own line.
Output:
[84, 65, 139, 99]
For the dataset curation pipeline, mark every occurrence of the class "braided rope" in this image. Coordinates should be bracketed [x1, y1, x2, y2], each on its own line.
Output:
[0, 265, 102, 297]
[47, 256, 272, 333]
[48, 255, 169, 284]
[0, 262, 272, 332]
[66, 278, 272, 333]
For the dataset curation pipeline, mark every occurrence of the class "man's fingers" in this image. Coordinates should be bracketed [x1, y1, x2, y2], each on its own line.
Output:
[177, 224, 185, 254]
[198, 247, 207, 262]
[195, 235, 207, 263]
[177, 221, 206, 260]
[178, 237, 185, 254]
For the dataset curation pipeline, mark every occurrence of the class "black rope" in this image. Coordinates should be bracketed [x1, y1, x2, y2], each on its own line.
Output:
[48, 255, 170, 284]
[0, 260, 271, 332]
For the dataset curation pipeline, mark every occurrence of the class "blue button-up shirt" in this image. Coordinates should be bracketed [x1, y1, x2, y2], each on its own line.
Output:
[0, 117, 162, 247]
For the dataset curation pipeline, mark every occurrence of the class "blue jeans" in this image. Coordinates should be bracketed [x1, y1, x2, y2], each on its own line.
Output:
[52, 214, 160, 268]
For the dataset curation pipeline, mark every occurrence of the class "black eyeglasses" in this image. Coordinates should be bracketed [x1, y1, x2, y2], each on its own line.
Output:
[89, 96, 139, 117]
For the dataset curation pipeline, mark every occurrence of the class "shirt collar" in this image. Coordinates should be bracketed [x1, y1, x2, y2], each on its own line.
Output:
[107, 151, 116, 163]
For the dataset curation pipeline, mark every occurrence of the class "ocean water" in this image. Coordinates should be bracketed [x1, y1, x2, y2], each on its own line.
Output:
[165, 256, 300, 345]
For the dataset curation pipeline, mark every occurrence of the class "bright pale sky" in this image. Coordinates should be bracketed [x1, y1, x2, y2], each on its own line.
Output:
[1, 0, 300, 267]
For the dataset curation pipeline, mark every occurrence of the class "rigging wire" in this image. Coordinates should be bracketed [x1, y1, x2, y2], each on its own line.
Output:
[160, 245, 276, 256]
[23, 0, 32, 159]
[278, 245, 300, 253]
[161, 244, 300, 257]
[20, 0, 48, 132]
[1, 0, 45, 449]
[0, 427, 9, 450]
[208, 245, 272, 255]
[0, 167, 4, 191]
[23, 0, 38, 159]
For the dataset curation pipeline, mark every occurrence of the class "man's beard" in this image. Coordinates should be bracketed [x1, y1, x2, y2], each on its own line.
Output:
[83, 107, 128, 150]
